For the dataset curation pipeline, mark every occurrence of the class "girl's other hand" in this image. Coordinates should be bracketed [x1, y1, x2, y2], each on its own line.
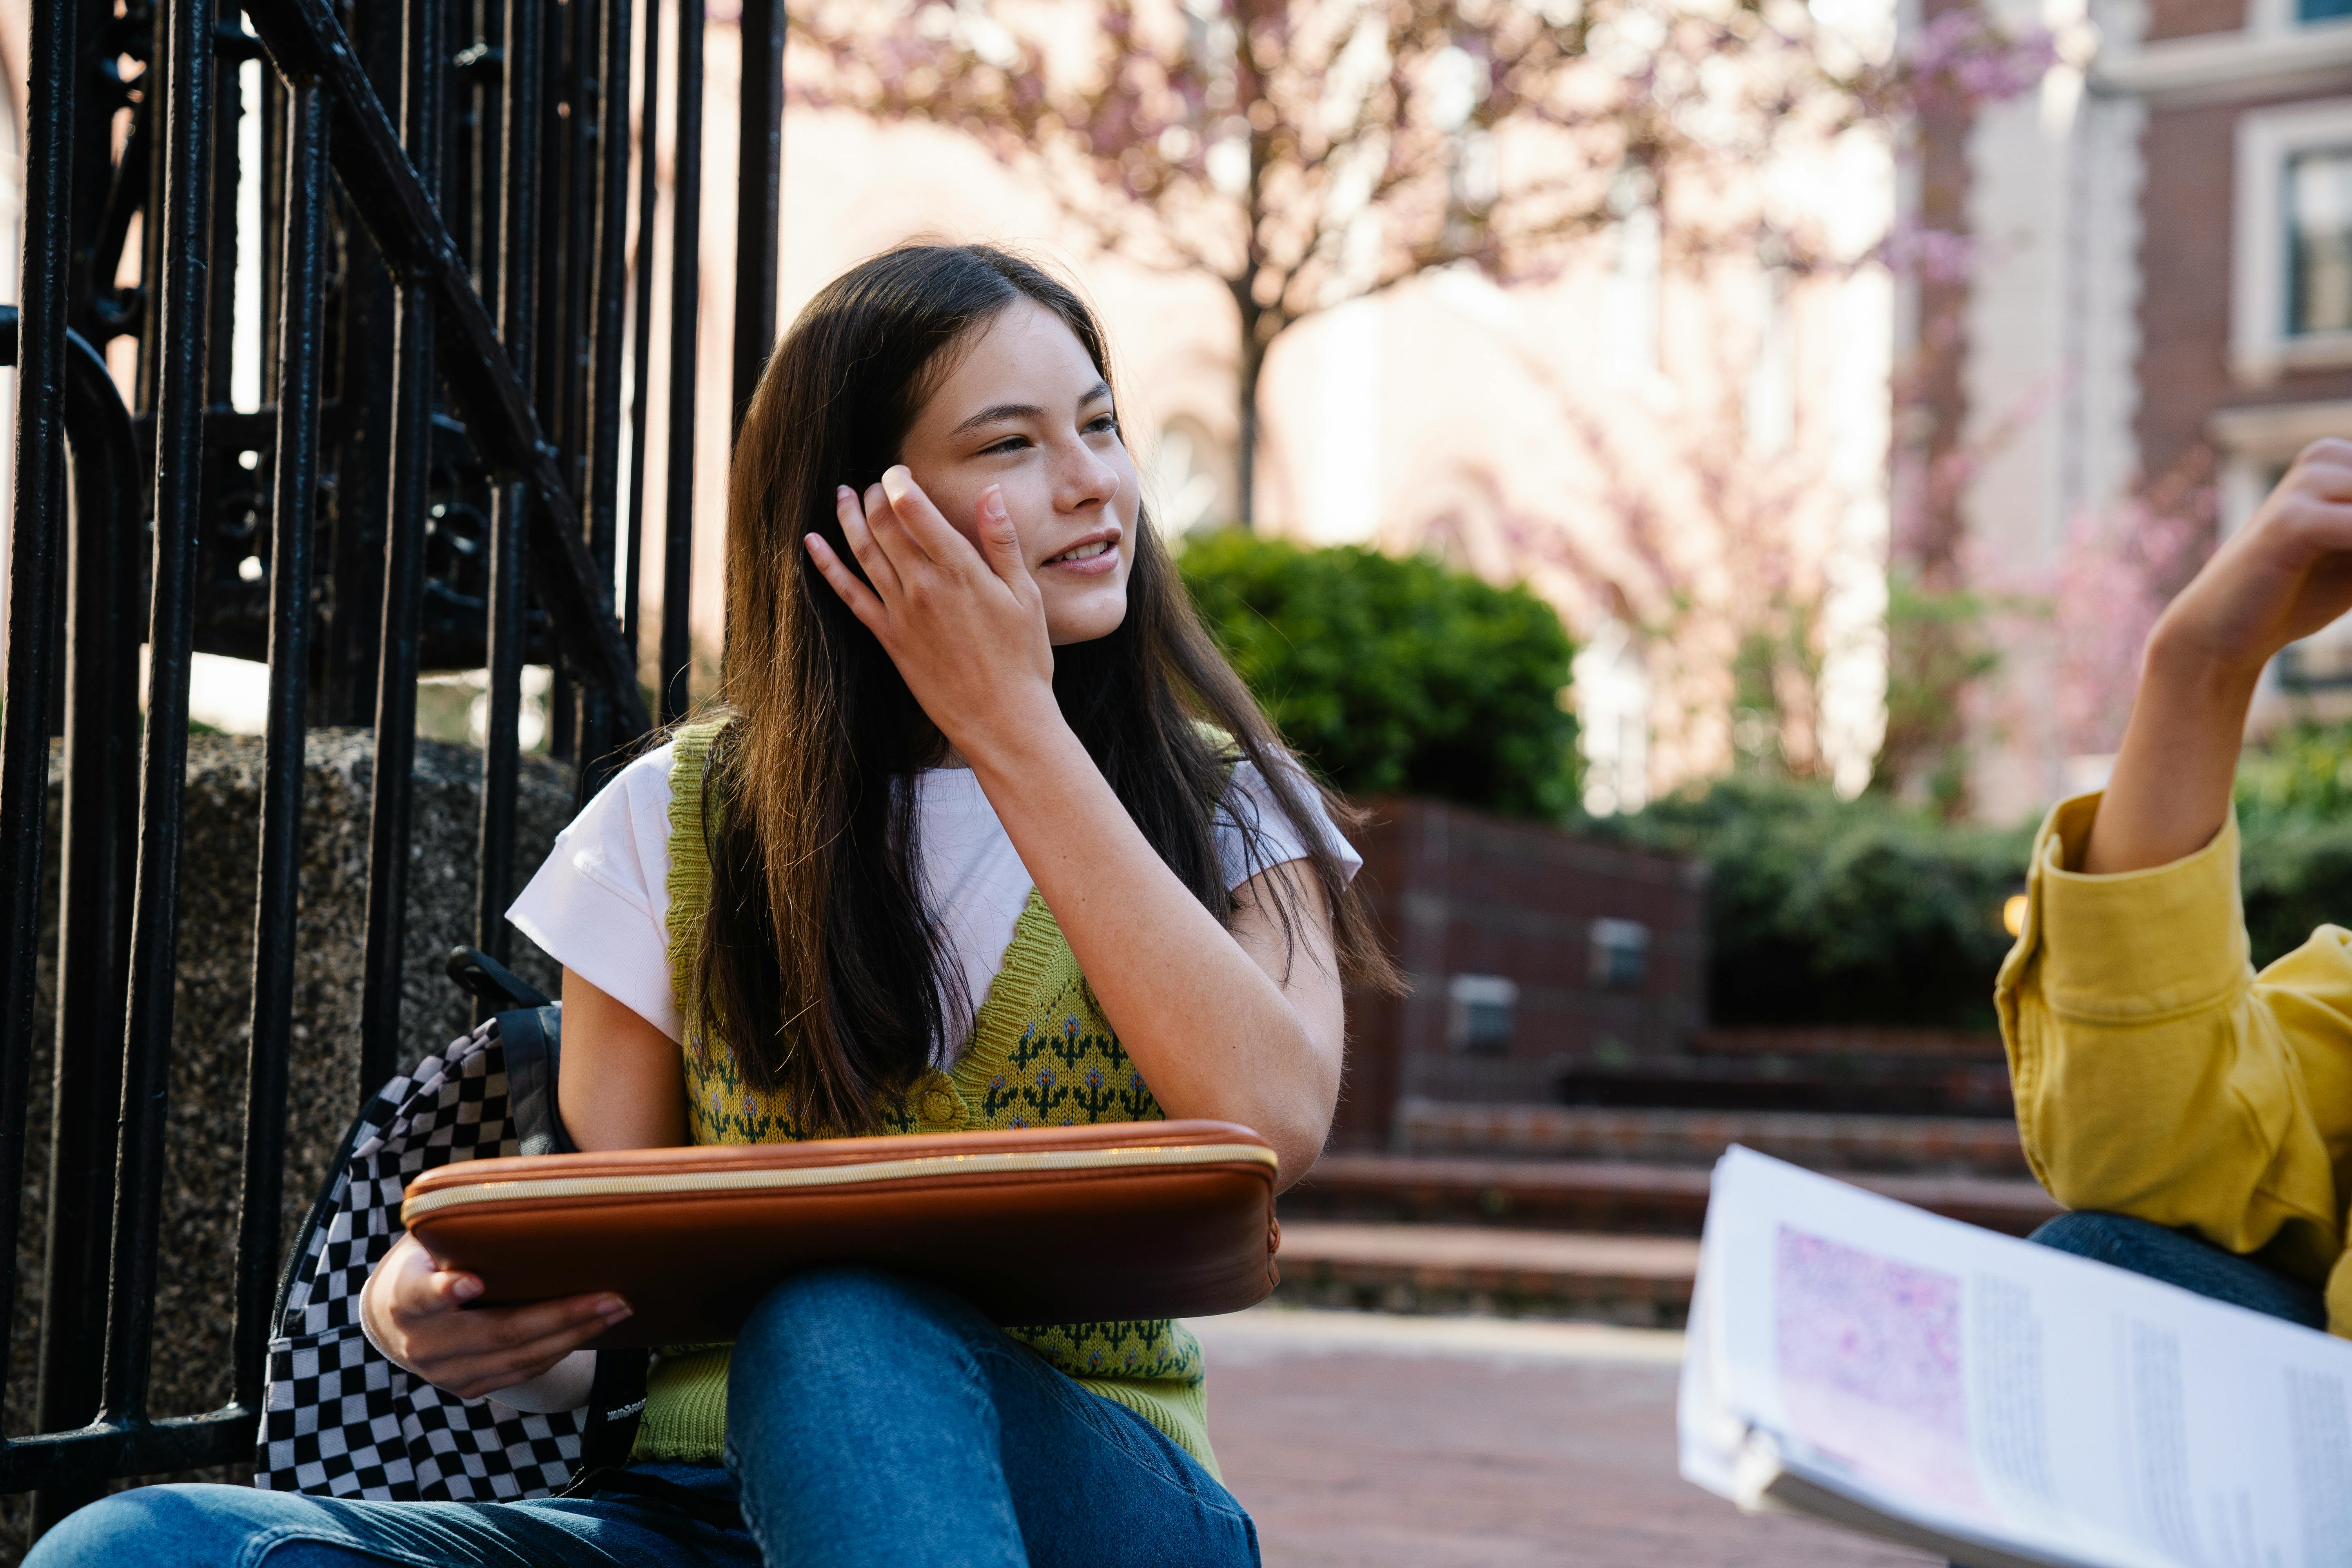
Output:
[2086, 439, 2352, 874]
[2148, 438, 2352, 683]
[806, 467, 1061, 762]
[359, 1231, 630, 1401]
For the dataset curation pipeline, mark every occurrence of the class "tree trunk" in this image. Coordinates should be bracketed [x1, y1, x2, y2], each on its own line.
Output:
[1229, 277, 1269, 532]
[1236, 341, 1264, 532]
[1877, 0, 1984, 812]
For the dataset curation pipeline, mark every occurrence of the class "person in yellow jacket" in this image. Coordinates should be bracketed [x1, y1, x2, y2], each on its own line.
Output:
[2000, 436, 2352, 1332]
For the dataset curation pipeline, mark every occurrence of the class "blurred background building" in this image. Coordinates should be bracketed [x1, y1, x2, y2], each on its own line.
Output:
[1904, 0, 2352, 821]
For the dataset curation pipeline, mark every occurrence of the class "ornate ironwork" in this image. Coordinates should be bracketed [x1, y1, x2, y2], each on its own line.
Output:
[0, 0, 787, 1525]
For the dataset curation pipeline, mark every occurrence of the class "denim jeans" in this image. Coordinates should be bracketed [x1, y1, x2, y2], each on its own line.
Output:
[2028, 1210, 2329, 1329]
[25, 1267, 1261, 1568]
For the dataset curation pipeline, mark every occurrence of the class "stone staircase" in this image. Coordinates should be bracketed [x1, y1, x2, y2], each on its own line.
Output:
[1392, 1100, 2031, 1177]
[1283, 1154, 2057, 1236]
[1270, 1220, 1704, 1326]
[1271, 1027, 2045, 1327]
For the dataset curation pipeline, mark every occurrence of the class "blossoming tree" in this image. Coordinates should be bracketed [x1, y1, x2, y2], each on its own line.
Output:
[787, 0, 2007, 527]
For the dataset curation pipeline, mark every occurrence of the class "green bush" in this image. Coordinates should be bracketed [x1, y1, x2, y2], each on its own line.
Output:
[2225, 721, 2352, 967]
[1590, 775, 2032, 1029]
[1555, 718, 2352, 1028]
[2238, 821, 2352, 969]
[2236, 720, 2352, 833]
[1179, 532, 1580, 819]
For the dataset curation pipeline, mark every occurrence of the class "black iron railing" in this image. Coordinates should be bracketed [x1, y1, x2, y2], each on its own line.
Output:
[0, 0, 783, 1528]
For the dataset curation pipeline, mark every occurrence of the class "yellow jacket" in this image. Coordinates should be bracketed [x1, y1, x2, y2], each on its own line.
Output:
[1998, 793, 2352, 1336]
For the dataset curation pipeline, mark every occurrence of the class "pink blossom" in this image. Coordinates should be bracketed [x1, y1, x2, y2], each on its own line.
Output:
[1891, 9, 2056, 117]
[1878, 223, 1975, 286]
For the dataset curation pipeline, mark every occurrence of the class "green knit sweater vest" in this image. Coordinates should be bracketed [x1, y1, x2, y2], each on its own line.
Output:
[630, 720, 1217, 1474]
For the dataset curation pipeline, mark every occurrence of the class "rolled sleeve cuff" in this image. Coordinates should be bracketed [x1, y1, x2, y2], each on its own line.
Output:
[508, 850, 683, 1043]
[2031, 791, 2252, 1022]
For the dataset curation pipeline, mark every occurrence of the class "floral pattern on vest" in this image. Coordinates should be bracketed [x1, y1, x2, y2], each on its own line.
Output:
[663, 720, 1205, 1389]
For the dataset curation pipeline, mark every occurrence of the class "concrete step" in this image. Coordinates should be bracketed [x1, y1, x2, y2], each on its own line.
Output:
[1394, 1096, 2031, 1178]
[1283, 1154, 2062, 1238]
[1547, 1026, 2014, 1118]
[1687, 1026, 2006, 1062]
[1270, 1221, 1700, 1327]
[1550, 1056, 2014, 1118]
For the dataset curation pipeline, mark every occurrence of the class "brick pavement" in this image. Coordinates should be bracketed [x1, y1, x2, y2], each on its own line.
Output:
[1189, 1306, 1939, 1568]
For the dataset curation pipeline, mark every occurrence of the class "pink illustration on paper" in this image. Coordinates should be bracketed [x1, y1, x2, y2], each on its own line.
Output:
[1774, 1226, 1988, 1514]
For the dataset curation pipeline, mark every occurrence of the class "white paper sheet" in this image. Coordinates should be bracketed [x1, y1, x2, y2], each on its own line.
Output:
[1679, 1147, 2352, 1568]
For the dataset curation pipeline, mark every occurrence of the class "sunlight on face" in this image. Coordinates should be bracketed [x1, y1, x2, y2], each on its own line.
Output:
[899, 298, 1139, 646]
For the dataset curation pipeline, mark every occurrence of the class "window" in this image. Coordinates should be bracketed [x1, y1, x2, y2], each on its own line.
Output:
[1608, 202, 1662, 380]
[1588, 918, 1651, 992]
[1744, 265, 1795, 456]
[2232, 100, 2352, 381]
[1446, 975, 1517, 1056]
[1145, 418, 1229, 536]
[2248, 0, 2352, 30]
[2290, 148, 2352, 338]
[1574, 622, 1650, 817]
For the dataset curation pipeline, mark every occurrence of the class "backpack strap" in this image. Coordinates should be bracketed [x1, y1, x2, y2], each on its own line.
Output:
[498, 1003, 570, 1156]
[576, 1345, 652, 1471]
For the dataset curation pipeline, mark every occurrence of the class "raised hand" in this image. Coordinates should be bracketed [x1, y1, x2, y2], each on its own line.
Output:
[2085, 439, 2352, 873]
[2149, 439, 2352, 682]
[804, 465, 1062, 765]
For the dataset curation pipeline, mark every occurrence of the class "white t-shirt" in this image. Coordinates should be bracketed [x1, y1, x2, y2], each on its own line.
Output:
[507, 739, 1361, 1055]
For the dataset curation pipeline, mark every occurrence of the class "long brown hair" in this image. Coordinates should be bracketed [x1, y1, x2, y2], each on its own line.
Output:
[697, 243, 1397, 1133]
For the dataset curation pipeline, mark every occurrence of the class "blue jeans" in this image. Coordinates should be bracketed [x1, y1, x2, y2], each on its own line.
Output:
[26, 1267, 1260, 1568]
[2029, 1210, 2329, 1329]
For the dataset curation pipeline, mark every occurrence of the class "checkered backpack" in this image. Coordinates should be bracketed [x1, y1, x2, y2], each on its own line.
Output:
[253, 1003, 647, 1499]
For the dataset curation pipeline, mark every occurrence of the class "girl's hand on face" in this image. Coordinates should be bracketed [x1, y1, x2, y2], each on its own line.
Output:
[2149, 438, 2352, 685]
[806, 466, 1062, 760]
[359, 1231, 629, 1401]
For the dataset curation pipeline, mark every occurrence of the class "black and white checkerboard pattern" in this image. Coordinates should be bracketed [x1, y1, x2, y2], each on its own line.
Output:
[254, 1019, 589, 1499]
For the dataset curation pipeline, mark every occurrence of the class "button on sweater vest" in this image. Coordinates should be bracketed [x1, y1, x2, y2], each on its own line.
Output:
[631, 720, 1218, 1474]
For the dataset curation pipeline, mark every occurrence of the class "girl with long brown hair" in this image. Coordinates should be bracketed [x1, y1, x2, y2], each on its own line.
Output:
[36, 245, 1393, 1567]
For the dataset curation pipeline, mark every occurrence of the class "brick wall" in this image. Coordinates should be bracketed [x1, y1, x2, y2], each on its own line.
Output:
[2143, 0, 2245, 40]
[1332, 798, 1708, 1150]
[2138, 94, 2352, 487]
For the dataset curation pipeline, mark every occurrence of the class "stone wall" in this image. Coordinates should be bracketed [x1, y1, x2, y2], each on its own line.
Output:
[2, 731, 574, 1551]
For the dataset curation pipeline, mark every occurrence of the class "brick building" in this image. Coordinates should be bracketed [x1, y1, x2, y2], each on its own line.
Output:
[1921, 0, 2352, 820]
[1332, 799, 1709, 1151]
[2129, 0, 2352, 620]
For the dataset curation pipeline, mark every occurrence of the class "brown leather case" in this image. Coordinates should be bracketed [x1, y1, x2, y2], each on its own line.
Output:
[401, 1119, 1282, 1345]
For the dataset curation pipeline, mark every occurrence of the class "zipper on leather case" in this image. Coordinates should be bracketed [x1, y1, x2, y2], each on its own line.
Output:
[402, 1141, 1280, 1223]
